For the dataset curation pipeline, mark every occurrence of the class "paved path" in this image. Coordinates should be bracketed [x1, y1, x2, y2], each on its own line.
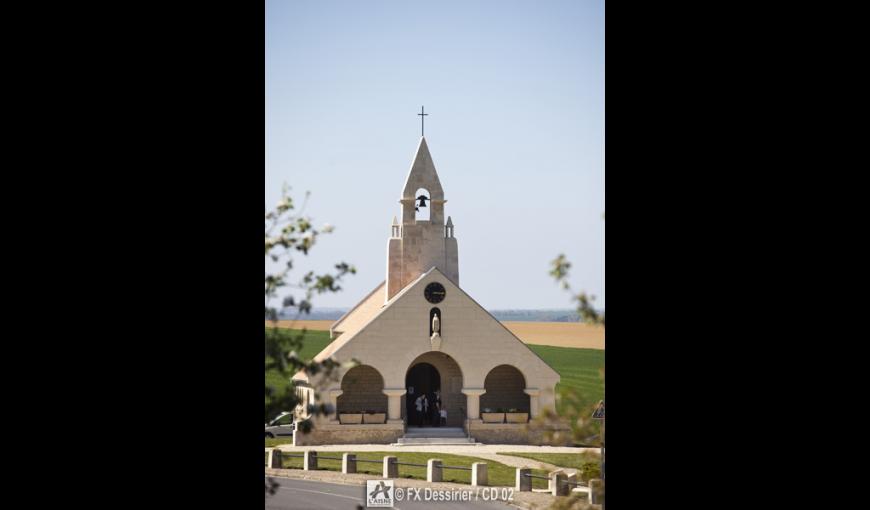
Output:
[272, 443, 594, 474]
[461, 453, 563, 472]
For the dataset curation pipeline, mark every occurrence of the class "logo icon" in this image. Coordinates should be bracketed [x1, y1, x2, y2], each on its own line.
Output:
[366, 480, 394, 507]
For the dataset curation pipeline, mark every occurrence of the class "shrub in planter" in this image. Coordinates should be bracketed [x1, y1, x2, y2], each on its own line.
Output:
[481, 408, 505, 423]
[505, 409, 529, 423]
[363, 412, 386, 424]
[339, 413, 362, 424]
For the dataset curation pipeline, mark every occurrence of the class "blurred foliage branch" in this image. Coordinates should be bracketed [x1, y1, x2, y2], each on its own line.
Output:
[537, 217, 605, 509]
[549, 254, 605, 327]
[265, 185, 355, 496]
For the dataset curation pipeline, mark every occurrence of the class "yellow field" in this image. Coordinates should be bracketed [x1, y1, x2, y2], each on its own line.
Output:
[268, 320, 334, 331]
[500, 321, 604, 350]
[266, 320, 604, 350]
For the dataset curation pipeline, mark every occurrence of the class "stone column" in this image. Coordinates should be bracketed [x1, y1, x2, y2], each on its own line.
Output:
[539, 389, 557, 414]
[471, 462, 488, 486]
[268, 449, 282, 469]
[524, 388, 541, 418]
[382, 388, 407, 423]
[342, 453, 357, 474]
[516, 468, 532, 492]
[589, 478, 604, 504]
[551, 471, 569, 496]
[383, 456, 398, 478]
[461, 388, 486, 420]
[327, 389, 343, 423]
[566, 472, 578, 492]
[427, 459, 443, 482]
[304, 451, 318, 471]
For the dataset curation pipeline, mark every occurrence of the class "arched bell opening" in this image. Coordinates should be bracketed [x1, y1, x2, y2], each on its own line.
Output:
[414, 188, 430, 222]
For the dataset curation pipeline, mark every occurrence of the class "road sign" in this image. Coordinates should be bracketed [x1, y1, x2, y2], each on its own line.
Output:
[591, 400, 605, 420]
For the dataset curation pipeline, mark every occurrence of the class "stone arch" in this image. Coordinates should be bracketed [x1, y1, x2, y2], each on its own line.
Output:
[480, 365, 530, 413]
[337, 365, 387, 414]
[403, 351, 464, 427]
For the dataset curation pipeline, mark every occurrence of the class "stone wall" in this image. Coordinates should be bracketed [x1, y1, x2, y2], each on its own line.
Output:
[338, 365, 387, 414]
[468, 422, 573, 446]
[293, 424, 405, 446]
[480, 365, 530, 413]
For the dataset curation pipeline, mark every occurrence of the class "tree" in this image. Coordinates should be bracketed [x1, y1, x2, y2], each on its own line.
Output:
[549, 254, 605, 327]
[264, 186, 355, 496]
[542, 245, 605, 509]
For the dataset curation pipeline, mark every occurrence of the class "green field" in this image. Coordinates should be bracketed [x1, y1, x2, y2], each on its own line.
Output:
[268, 328, 604, 415]
[265, 450, 550, 489]
[526, 344, 604, 412]
[265, 329, 334, 407]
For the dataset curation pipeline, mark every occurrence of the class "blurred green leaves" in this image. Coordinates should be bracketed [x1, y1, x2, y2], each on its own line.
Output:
[264, 185, 355, 423]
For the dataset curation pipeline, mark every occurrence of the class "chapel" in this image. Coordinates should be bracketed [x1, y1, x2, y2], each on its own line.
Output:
[292, 136, 564, 445]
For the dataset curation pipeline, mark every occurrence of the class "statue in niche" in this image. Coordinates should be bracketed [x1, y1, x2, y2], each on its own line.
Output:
[430, 312, 442, 351]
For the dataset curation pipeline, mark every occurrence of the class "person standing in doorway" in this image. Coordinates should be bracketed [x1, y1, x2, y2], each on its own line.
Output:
[433, 391, 442, 427]
[414, 395, 424, 427]
[421, 394, 429, 426]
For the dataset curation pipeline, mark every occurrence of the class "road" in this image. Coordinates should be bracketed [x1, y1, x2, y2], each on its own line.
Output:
[265, 477, 515, 510]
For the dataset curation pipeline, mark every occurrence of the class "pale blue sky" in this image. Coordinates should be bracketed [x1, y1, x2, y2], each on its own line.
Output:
[266, 0, 604, 310]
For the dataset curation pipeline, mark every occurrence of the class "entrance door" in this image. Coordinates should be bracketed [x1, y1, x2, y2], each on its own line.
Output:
[405, 362, 440, 427]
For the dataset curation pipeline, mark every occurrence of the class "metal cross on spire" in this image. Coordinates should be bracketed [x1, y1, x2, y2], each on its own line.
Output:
[417, 105, 428, 136]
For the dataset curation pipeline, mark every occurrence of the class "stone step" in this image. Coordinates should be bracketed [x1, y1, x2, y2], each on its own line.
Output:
[403, 431, 468, 438]
[403, 427, 464, 436]
[395, 436, 478, 445]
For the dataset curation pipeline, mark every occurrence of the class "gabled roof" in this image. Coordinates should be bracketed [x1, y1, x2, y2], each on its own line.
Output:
[329, 280, 385, 339]
[308, 269, 432, 365]
[295, 266, 560, 383]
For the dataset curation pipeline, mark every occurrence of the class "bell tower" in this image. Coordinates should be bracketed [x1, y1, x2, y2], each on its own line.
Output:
[386, 137, 459, 301]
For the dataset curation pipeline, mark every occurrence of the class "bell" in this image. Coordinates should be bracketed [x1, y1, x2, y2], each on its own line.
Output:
[416, 195, 428, 208]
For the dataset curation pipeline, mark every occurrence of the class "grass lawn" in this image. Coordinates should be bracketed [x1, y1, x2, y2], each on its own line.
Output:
[265, 437, 295, 447]
[268, 328, 604, 415]
[265, 450, 550, 489]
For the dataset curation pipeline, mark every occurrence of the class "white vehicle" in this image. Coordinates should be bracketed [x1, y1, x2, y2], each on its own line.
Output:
[265, 411, 295, 438]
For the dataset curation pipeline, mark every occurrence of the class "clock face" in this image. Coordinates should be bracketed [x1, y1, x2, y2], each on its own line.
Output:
[424, 282, 446, 304]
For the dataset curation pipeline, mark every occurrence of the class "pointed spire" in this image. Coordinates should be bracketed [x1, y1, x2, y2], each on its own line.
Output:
[402, 136, 444, 200]
[392, 216, 399, 225]
[445, 215, 455, 238]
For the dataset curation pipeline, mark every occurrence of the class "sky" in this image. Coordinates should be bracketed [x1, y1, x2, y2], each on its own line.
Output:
[265, 0, 604, 311]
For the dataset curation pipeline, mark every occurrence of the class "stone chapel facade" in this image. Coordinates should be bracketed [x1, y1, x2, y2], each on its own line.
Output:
[292, 137, 564, 445]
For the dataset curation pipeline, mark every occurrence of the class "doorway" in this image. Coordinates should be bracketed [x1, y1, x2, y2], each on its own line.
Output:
[405, 362, 440, 427]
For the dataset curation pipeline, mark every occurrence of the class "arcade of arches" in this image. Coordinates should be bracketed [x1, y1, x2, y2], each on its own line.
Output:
[480, 365, 530, 413]
[336, 365, 387, 414]
[333, 355, 531, 428]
